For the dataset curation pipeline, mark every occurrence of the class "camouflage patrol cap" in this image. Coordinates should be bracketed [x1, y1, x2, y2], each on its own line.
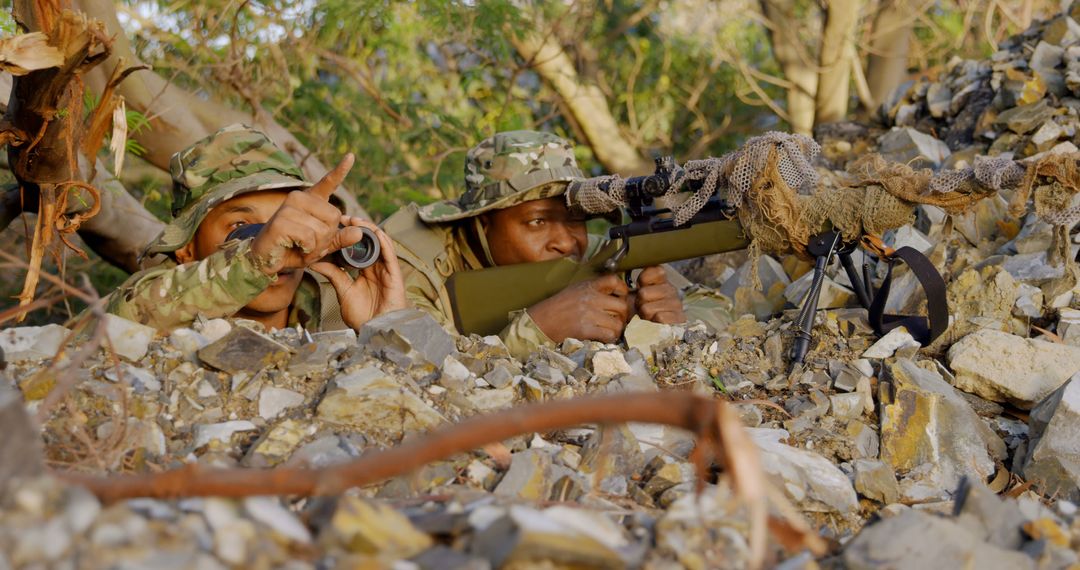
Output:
[143, 124, 311, 255]
[418, 130, 584, 223]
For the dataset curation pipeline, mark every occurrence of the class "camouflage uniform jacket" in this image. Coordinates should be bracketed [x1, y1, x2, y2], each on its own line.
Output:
[384, 204, 733, 358]
[104, 239, 336, 332]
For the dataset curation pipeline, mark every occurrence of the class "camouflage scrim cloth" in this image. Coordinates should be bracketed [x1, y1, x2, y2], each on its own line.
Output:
[418, 130, 584, 222]
[144, 124, 311, 256]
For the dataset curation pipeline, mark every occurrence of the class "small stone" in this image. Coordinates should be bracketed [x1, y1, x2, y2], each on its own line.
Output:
[439, 355, 472, 390]
[784, 273, 853, 310]
[624, 317, 676, 362]
[358, 309, 455, 369]
[258, 387, 304, 420]
[751, 428, 858, 513]
[323, 496, 432, 558]
[863, 327, 920, 359]
[0, 385, 44, 493]
[317, 367, 444, 438]
[470, 506, 624, 569]
[842, 510, 1037, 570]
[831, 393, 865, 420]
[168, 328, 209, 358]
[1014, 283, 1044, 318]
[1023, 376, 1080, 500]
[952, 479, 1028, 549]
[243, 419, 313, 468]
[466, 460, 497, 489]
[995, 99, 1057, 134]
[853, 459, 900, 504]
[243, 496, 312, 544]
[193, 420, 257, 448]
[0, 324, 67, 362]
[197, 326, 292, 374]
[102, 314, 157, 361]
[927, 83, 952, 118]
[848, 420, 880, 459]
[494, 449, 555, 500]
[591, 351, 632, 377]
[287, 329, 355, 376]
[1001, 251, 1066, 283]
[948, 329, 1080, 408]
[483, 363, 515, 389]
[878, 127, 951, 168]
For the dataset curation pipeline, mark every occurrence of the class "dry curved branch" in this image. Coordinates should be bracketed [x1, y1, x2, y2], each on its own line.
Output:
[58, 391, 828, 565]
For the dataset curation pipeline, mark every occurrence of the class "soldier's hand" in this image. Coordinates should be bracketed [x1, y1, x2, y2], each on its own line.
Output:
[633, 266, 686, 325]
[309, 216, 408, 331]
[527, 274, 630, 343]
[250, 154, 364, 275]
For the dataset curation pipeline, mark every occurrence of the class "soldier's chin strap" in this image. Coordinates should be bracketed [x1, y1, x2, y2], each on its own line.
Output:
[473, 217, 498, 267]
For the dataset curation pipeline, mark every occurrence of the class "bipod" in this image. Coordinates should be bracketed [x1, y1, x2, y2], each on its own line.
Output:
[790, 231, 845, 368]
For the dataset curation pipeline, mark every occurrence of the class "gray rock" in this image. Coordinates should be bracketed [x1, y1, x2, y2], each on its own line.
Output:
[0, 385, 43, 493]
[103, 314, 157, 361]
[853, 459, 900, 504]
[193, 421, 257, 448]
[783, 273, 852, 310]
[1014, 283, 1044, 318]
[947, 329, 1080, 408]
[862, 327, 920, 359]
[591, 350, 631, 377]
[878, 127, 951, 168]
[317, 366, 444, 437]
[243, 497, 312, 544]
[848, 420, 880, 459]
[0, 325, 67, 362]
[257, 387, 304, 420]
[439, 355, 472, 390]
[750, 428, 859, 513]
[1001, 251, 1066, 283]
[995, 99, 1057, 134]
[719, 254, 790, 299]
[952, 479, 1028, 550]
[1023, 376, 1080, 500]
[927, 83, 953, 118]
[842, 510, 1036, 570]
[470, 506, 624, 569]
[880, 360, 1006, 496]
[623, 317, 677, 362]
[197, 326, 292, 374]
[493, 449, 556, 500]
[286, 329, 355, 376]
[358, 309, 455, 369]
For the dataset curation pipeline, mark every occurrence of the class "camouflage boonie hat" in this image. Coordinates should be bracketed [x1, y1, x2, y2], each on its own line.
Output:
[418, 130, 584, 223]
[144, 124, 311, 255]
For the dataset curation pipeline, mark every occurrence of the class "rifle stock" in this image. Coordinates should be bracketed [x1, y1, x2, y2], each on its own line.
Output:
[448, 218, 748, 336]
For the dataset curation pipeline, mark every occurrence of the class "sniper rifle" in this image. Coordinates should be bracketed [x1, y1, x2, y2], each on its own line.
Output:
[446, 155, 948, 366]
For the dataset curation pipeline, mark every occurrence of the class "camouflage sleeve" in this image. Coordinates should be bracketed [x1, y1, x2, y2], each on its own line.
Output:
[500, 309, 556, 359]
[104, 240, 274, 331]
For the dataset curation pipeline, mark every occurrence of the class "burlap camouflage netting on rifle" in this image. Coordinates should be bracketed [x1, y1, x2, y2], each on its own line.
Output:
[570, 131, 1080, 265]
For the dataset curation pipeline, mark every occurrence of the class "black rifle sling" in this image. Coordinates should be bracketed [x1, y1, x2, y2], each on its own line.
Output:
[868, 246, 949, 346]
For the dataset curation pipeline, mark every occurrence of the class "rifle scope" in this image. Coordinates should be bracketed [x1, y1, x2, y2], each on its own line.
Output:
[225, 223, 381, 269]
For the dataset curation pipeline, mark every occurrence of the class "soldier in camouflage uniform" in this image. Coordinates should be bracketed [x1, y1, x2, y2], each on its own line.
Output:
[384, 130, 697, 358]
[105, 124, 406, 332]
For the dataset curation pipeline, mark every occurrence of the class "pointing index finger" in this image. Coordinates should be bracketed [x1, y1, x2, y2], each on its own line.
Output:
[306, 153, 355, 202]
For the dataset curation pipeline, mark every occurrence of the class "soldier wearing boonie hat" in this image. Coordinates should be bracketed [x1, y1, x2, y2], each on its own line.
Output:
[105, 124, 405, 332]
[384, 130, 688, 358]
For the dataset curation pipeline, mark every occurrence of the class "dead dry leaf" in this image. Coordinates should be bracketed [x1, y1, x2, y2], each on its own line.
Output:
[110, 97, 127, 178]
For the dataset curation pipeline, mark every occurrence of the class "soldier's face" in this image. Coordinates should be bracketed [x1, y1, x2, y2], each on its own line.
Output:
[176, 191, 303, 314]
[484, 197, 588, 265]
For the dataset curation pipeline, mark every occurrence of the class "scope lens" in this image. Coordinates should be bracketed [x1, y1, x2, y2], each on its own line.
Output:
[226, 223, 265, 242]
[336, 227, 380, 269]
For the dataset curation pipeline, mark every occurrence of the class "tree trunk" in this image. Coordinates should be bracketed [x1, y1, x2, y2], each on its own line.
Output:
[511, 31, 652, 175]
[760, 0, 819, 135]
[70, 0, 367, 220]
[864, 0, 912, 111]
[814, 0, 862, 126]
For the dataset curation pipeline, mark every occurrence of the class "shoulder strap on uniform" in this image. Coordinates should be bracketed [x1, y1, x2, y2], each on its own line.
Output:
[382, 204, 457, 324]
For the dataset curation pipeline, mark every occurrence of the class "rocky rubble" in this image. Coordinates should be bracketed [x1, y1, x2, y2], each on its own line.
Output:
[6, 7, 1080, 570]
